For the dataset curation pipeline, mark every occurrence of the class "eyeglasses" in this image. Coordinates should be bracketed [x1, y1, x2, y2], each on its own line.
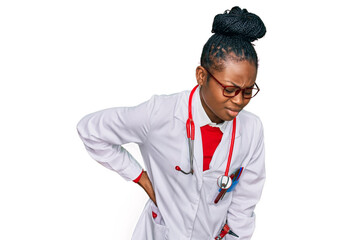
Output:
[204, 68, 260, 99]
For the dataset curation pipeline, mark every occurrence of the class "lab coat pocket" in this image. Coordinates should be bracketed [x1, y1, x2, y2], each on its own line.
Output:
[149, 201, 168, 239]
[132, 200, 168, 240]
[205, 173, 234, 206]
[208, 181, 233, 206]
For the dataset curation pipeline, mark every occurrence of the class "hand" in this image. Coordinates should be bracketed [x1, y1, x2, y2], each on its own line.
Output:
[137, 171, 157, 206]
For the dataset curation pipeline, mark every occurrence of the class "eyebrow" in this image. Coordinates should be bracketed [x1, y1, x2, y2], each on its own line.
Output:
[228, 81, 255, 89]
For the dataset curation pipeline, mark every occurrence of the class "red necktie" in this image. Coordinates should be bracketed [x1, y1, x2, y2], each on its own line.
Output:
[200, 125, 223, 171]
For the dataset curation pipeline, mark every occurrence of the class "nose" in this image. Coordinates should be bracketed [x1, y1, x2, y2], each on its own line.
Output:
[231, 91, 244, 106]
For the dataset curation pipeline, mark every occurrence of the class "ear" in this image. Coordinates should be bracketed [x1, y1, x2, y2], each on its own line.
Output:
[196, 66, 208, 86]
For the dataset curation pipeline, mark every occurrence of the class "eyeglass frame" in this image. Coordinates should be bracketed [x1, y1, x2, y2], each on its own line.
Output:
[204, 67, 260, 99]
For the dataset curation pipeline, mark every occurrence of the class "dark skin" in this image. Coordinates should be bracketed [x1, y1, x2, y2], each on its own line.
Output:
[138, 58, 258, 206]
[137, 171, 157, 205]
[196, 59, 257, 124]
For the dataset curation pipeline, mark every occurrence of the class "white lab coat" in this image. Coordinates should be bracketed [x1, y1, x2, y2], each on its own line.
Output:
[77, 87, 265, 240]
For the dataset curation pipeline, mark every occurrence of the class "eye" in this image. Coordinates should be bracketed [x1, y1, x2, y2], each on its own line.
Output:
[224, 87, 237, 94]
[244, 89, 253, 95]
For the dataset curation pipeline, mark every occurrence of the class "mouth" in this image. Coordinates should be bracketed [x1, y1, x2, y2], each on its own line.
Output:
[226, 107, 242, 113]
[225, 108, 241, 118]
[227, 108, 241, 112]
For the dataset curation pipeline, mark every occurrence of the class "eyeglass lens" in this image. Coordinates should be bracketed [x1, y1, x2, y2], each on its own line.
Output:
[223, 86, 258, 98]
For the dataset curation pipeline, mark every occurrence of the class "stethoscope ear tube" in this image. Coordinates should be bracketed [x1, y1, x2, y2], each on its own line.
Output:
[175, 86, 199, 175]
[186, 118, 195, 140]
[224, 119, 236, 177]
[175, 137, 194, 175]
[176, 85, 236, 181]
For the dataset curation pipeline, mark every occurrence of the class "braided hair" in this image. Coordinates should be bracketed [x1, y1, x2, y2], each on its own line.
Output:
[200, 6, 266, 73]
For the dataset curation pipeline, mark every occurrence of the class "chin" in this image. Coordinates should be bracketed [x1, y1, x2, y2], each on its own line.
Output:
[221, 115, 235, 122]
[226, 116, 236, 122]
[224, 109, 240, 121]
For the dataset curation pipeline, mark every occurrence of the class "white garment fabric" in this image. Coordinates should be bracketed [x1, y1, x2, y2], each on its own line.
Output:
[77, 87, 266, 240]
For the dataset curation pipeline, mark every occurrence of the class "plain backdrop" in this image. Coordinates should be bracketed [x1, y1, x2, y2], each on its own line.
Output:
[1, 0, 362, 239]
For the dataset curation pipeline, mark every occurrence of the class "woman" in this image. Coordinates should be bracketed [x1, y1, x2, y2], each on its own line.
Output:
[77, 6, 266, 240]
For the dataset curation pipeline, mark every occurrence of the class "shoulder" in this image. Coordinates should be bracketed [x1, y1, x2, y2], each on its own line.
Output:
[146, 90, 189, 122]
[149, 90, 188, 110]
[236, 109, 264, 140]
[236, 110, 264, 151]
[152, 90, 188, 103]
[237, 110, 263, 128]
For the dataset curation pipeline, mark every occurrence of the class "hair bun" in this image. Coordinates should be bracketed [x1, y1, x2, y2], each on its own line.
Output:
[212, 6, 266, 42]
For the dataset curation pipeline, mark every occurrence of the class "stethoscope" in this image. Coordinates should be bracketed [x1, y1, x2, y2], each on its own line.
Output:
[175, 85, 237, 190]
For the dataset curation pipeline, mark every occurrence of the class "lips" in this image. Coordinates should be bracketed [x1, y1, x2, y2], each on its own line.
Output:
[225, 108, 241, 118]
[226, 108, 242, 113]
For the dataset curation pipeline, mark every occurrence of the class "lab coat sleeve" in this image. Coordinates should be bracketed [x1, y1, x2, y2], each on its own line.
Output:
[226, 121, 266, 240]
[76, 97, 155, 181]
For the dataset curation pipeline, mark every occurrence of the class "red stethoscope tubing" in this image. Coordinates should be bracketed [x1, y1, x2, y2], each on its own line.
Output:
[225, 119, 236, 176]
[186, 85, 197, 140]
[180, 85, 236, 176]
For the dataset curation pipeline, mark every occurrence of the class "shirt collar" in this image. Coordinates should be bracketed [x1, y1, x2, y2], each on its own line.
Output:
[194, 87, 229, 133]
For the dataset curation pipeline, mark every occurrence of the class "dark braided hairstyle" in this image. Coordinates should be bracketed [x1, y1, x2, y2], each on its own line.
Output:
[201, 6, 266, 73]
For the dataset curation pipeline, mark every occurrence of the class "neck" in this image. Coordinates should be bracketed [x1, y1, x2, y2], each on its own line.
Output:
[199, 91, 224, 124]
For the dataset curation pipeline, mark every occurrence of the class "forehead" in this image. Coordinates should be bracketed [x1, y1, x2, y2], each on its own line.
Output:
[217, 60, 257, 87]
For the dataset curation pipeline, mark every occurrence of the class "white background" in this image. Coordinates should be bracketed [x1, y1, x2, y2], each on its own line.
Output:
[1, 0, 361, 239]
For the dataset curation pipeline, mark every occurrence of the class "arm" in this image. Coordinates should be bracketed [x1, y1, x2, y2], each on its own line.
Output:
[137, 171, 157, 205]
[226, 121, 266, 240]
[76, 97, 155, 182]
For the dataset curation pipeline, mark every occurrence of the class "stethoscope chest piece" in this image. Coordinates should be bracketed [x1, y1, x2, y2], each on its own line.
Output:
[217, 175, 233, 190]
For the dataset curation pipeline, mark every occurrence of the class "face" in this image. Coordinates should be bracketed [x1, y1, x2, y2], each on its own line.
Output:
[196, 60, 257, 123]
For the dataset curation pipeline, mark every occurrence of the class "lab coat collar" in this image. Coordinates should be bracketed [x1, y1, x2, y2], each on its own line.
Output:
[174, 87, 241, 183]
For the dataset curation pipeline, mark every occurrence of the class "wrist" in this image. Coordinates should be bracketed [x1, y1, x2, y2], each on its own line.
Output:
[133, 170, 144, 183]
[137, 171, 151, 189]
